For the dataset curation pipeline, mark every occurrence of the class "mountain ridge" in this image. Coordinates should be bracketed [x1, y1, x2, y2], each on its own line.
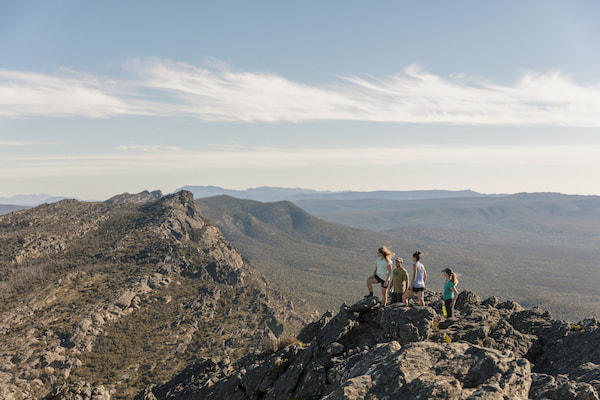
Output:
[0, 190, 303, 399]
[179, 185, 489, 202]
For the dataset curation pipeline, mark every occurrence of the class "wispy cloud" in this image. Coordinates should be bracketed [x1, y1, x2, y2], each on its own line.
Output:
[0, 69, 143, 118]
[1, 60, 600, 126]
[0, 140, 47, 146]
[2, 145, 599, 179]
[116, 144, 182, 152]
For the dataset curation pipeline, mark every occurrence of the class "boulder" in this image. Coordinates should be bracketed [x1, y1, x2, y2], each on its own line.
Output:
[455, 290, 482, 311]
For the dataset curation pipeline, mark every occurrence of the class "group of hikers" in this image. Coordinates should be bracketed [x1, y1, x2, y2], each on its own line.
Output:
[365, 246, 459, 317]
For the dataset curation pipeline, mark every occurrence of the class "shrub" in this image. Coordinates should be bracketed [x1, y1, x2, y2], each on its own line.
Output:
[272, 358, 292, 377]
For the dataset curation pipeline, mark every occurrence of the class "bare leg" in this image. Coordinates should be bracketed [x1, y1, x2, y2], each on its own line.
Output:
[381, 285, 388, 306]
[417, 291, 425, 306]
[367, 276, 377, 293]
[402, 289, 413, 305]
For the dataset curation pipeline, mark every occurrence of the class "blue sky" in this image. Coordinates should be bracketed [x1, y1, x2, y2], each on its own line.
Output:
[1, 1, 600, 199]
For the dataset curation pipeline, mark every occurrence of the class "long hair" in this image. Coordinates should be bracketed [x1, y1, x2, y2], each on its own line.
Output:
[450, 273, 459, 286]
[379, 246, 395, 261]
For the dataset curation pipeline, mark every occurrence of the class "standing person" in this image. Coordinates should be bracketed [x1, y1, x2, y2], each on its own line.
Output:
[365, 246, 394, 306]
[402, 251, 427, 306]
[389, 257, 409, 304]
[442, 268, 460, 317]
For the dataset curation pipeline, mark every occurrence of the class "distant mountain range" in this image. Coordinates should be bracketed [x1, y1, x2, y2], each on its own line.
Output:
[0, 194, 71, 207]
[0, 187, 488, 213]
[179, 185, 490, 202]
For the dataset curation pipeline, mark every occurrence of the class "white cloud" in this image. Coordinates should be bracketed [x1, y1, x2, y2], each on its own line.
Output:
[1, 60, 600, 126]
[0, 69, 143, 118]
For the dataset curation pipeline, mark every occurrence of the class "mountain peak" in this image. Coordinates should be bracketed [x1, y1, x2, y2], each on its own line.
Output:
[105, 189, 163, 204]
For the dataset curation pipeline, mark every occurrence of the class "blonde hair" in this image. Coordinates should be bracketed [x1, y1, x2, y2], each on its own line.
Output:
[450, 273, 459, 286]
[378, 246, 395, 261]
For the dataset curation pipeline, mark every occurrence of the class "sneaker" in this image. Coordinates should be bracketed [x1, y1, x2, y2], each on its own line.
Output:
[364, 292, 374, 298]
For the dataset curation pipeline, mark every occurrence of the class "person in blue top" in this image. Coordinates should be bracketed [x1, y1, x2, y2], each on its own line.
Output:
[365, 246, 394, 306]
[402, 251, 427, 306]
[442, 267, 460, 317]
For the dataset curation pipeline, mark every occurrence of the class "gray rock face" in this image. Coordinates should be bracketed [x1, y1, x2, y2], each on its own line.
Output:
[44, 381, 111, 400]
[105, 190, 163, 204]
[143, 292, 600, 400]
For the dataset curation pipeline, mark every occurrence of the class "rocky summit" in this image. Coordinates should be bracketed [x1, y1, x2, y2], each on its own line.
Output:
[140, 290, 600, 400]
[0, 191, 303, 399]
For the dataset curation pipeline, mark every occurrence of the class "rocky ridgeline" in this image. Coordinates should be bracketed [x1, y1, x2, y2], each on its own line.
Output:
[138, 290, 600, 400]
[0, 191, 303, 399]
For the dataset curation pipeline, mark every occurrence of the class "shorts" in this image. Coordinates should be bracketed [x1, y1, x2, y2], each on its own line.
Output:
[390, 292, 404, 304]
[375, 275, 386, 286]
[412, 287, 424, 292]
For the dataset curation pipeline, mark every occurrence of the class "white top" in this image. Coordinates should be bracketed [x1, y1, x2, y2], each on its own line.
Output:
[413, 262, 426, 288]
[376, 257, 391, 280]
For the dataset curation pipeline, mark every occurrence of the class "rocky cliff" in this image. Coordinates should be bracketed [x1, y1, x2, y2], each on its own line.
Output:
[139, 290, 600, 400]
[0, 191, 303, 399]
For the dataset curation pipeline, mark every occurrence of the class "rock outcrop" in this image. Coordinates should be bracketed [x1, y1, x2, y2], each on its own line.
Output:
[105, 190, 163, 205]
[142, 290, 600, 399]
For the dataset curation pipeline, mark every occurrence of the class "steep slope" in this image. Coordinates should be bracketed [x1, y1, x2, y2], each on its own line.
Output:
[0, 191, 303, 399]
[195, 196, 422, 317]
[140, 291, 600, 400]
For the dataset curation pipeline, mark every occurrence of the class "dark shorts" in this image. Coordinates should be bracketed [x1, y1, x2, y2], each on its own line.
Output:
[374, 275, 386, 286]
[444, 298, 455, 317]
[412, 287, 424, 292]
[391, 292, 404, 304]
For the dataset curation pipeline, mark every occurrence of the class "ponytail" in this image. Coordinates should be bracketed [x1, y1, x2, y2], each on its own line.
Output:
[450, 273, 459, 286]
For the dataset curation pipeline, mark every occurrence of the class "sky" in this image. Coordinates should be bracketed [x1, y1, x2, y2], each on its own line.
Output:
[1, 1, 600, 200]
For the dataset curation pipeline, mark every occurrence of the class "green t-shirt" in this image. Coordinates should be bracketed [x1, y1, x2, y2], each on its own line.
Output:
[443, 280, 456, 300]
[391, 267, 409, 293]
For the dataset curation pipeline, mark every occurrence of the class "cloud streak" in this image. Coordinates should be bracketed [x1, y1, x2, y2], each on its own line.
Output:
[0, 69, 144, 118]
[2, 145, 599, 179]
[1, 60, 600, 126]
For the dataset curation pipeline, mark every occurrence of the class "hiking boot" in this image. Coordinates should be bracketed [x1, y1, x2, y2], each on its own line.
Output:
[364, 292, 374, 298]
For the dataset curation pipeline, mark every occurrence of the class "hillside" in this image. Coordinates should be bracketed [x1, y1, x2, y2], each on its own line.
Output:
[197, 195, 600, 321]
[194, 195, 425, 318]
[0, 191, 303, 399]
[138, 290, 600, 399]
